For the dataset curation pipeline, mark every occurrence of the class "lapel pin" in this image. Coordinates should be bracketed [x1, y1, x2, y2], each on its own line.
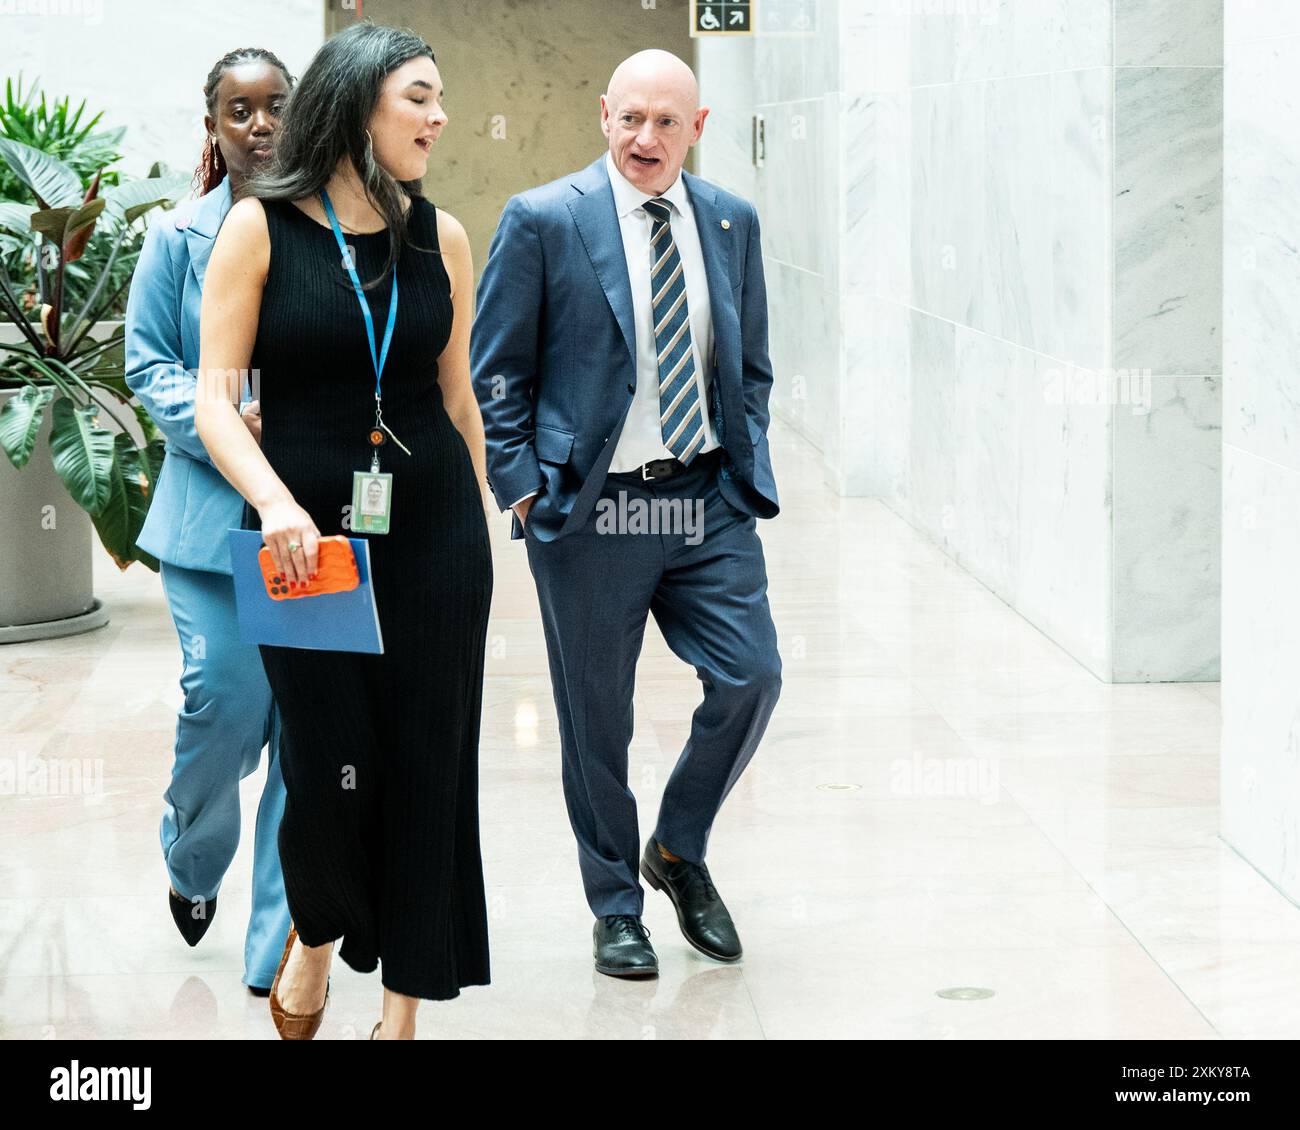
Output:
[721, 219, 731, 230]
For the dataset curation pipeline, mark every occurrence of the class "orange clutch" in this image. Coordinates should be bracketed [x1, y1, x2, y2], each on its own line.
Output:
[258, 535, 359, 600]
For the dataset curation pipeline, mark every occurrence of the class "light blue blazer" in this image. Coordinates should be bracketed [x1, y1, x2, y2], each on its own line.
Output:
[125, 178, 244, 575]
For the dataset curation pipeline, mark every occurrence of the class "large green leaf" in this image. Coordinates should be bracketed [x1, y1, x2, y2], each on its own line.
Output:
[48, 395, 114, 513]
[63, 172, 102, 262]
[91, 431, 153, 570]
[0, 201, 36, 235]
[0, 137, 82, 208]
[139, 434, 165, 493]
[0, 385, 52, 468]
[0, 78, 123, 204]
[29, 198, 105, 250]
[130, 398, 160, 445]
[102, 173, 191, 225]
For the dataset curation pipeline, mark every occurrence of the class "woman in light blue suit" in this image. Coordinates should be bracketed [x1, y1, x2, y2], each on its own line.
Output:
[125, 48, 294, 995]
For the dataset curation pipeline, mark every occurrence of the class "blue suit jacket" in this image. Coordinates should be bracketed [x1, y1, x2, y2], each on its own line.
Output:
[125, 179, 246, 574]
[471, 154, 779, 543]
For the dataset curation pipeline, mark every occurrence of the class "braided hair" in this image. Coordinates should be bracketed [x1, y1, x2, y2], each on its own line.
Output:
[193, 47, 294, 196]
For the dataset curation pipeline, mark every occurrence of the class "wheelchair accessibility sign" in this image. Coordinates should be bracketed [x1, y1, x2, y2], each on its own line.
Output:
[691, 0, 753, 36]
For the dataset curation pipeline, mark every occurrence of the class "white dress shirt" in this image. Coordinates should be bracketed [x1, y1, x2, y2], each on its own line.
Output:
[510, 153, 719, 508]
[604, 150, 718, 473]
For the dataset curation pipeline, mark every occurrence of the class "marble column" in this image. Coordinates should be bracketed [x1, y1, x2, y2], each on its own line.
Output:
[1221, 0, 1300, 904]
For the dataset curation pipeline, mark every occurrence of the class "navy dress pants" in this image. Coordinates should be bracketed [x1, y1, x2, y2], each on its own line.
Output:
[524, 452, 781, 916]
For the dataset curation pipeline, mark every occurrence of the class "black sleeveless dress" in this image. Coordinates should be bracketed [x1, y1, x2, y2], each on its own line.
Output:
[245, 195, 491, 1000]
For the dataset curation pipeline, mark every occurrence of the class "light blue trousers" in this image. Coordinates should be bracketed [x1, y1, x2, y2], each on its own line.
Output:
[158, 561, 291, 989]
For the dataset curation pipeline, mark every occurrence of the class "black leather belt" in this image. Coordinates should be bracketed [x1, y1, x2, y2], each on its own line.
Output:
[609, 447, 721, 483]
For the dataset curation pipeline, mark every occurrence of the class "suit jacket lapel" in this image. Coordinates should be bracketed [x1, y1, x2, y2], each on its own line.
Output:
[183, 177, 233, 288]
[681, 171, 737, 354]
[682, 170, 744, 449]
[566, 157, 637, 371]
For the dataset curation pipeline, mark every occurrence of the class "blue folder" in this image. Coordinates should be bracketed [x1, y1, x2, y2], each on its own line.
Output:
[227, 529, 384, 654]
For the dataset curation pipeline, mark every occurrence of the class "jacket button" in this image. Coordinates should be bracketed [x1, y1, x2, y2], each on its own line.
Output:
[626, 383, 635, 393]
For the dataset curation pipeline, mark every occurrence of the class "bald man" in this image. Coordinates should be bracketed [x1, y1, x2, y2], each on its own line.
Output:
[472, 50, 781, 977]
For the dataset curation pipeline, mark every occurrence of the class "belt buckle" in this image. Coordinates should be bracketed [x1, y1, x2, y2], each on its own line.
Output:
[641, 457, 680, 482]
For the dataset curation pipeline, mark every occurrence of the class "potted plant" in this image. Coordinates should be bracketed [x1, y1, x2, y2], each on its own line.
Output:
[0, 77, 189, 641]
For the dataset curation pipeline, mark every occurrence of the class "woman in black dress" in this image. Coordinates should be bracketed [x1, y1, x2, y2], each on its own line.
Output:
[194, 24, 491, 1039]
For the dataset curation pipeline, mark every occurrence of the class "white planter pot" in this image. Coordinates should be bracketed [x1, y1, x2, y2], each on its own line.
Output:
[0, 320, 121, 642]
[0, 318, 121, 348]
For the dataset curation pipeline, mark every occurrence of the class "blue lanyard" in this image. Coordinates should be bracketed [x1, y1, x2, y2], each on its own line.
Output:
[318, 188, 398, 398]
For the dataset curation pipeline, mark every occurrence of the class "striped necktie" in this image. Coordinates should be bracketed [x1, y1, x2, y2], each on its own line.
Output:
[643, 197, 704, 464]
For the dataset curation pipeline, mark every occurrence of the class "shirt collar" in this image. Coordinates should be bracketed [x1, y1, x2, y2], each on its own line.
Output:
[604, 150, 689, 219]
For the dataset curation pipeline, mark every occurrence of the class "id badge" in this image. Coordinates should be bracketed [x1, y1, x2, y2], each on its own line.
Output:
[352, 469, 393, 534]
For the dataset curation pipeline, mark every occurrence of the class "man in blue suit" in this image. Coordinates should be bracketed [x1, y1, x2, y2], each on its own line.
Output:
[472, 49, 781, 977]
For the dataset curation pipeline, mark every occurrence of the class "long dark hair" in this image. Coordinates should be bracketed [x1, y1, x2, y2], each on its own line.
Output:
[246, 21, 437, 290]
[194, 47, 294, 196]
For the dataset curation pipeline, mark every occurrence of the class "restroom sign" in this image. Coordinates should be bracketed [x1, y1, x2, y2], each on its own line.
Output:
[760, 0, 817, 36]
[691, 0, 753, 36]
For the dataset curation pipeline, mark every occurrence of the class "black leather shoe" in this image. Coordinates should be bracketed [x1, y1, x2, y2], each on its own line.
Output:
[640, 838, 742, 962]
[167, 886, 216, 947]
[593, 914, 658, 978]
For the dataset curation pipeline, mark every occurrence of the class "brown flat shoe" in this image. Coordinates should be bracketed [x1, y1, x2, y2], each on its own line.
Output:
[370, 1021, 381, 1040]
[268, 924, 330, 1040]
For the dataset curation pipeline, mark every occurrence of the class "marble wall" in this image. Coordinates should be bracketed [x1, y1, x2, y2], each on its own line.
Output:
[1222, 1, 1300, 903]
[701, 2, 844, 461]
[699, 0, 1223, 683]
[1113, 1, 1224, 683]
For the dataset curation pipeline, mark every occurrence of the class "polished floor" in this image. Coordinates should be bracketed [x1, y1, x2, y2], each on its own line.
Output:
[1, 420, 1294, 1040]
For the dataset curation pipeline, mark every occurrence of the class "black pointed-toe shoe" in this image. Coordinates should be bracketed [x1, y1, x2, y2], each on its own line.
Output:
[593, 914, 659, 978]
[640, 838, 742, 962]
[167, 886, 216, 947]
